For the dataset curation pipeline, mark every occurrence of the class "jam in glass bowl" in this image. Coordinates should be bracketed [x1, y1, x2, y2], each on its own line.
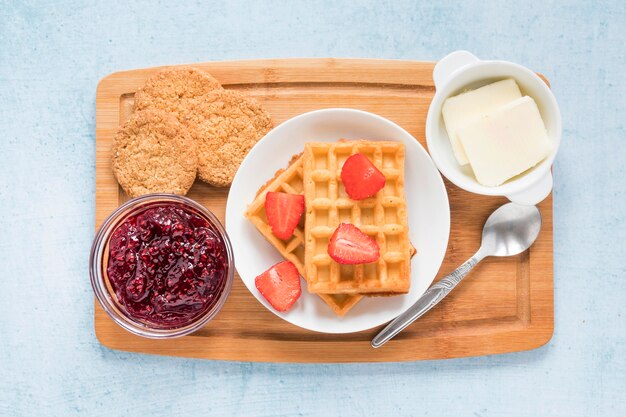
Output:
[90, 194, 234, 338]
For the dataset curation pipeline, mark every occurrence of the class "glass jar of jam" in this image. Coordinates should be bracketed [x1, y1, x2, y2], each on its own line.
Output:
[90, 194, 234, 338]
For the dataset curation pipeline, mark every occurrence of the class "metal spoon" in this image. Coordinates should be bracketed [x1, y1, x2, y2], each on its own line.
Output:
[371, 202, 542, 349]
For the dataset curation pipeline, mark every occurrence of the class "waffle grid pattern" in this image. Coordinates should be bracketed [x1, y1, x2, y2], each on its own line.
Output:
[245, 154, 363, 315]
[303, 141, 411, 294]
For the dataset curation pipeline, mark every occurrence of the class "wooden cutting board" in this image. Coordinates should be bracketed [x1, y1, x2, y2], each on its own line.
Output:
[95, 58, 553, 362]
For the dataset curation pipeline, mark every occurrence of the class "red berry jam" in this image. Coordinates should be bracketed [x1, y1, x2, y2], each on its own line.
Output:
[106, 204, 229, 327]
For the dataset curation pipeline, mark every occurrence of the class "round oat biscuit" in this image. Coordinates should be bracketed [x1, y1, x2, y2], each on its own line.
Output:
[112, 109, 197, 198]
[134, 66, 223, 114]
[184, 89, 273, 186]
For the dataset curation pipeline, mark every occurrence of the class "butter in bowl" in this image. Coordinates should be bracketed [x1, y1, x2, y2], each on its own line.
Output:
[425, 50, 562, 205]
[442, 79, 552, 187]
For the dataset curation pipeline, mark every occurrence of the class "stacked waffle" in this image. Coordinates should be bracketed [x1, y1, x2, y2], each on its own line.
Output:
[246, 140, 412, 316]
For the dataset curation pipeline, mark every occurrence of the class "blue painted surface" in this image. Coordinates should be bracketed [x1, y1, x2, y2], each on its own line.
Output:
[1, 1, 625, 415]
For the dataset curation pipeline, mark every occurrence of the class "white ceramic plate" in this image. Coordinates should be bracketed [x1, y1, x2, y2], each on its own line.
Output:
[225, 109, 450, 333]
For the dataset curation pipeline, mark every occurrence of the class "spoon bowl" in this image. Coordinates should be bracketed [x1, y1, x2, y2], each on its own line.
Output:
[480, 203, 542, 257]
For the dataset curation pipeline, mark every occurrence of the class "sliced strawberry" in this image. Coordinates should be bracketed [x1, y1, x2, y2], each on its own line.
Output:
[255, 261, 302, 312]
[340, 153, 386, 200]
[265, 192, 305, 240]
[328, 223, 380, 264]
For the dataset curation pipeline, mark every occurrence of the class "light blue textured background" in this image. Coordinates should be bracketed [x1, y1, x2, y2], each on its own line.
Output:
[1, 1, 625, 416]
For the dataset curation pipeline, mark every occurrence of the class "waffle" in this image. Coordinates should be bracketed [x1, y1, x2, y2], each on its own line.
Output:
[245, 154, 363, 316]
[303, 141, 412, 294]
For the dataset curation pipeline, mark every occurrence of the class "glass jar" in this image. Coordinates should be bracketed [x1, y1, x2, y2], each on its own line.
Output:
[90, 194, 234, 338]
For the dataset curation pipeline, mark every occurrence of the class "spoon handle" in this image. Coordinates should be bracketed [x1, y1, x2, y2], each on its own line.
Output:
[371, 252, 484, 348]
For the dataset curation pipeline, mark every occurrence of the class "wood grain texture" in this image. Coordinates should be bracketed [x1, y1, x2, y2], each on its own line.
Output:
[95, 58, 553, 362]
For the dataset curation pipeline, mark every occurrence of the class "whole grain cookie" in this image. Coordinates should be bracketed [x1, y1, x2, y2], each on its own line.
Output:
[112, 109, 197, 197]
[134, 67, 272, 186]
[134, 66, 223, 114]
[184, 89, 273, 186]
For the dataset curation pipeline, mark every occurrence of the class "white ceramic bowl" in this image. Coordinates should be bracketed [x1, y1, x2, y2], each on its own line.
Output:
[226, 108, 450, 334]
[425, 50, 562, 205]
